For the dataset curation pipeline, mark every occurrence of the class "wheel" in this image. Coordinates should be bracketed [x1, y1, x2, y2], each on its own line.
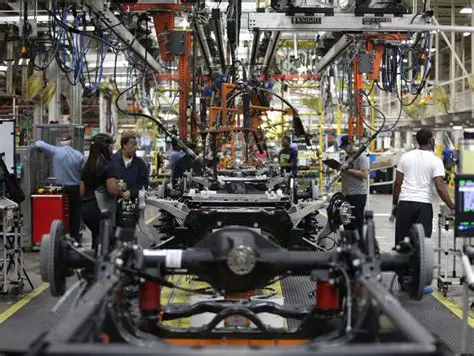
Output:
[40, 220, 67, 297]
[399, 224, 434, 300]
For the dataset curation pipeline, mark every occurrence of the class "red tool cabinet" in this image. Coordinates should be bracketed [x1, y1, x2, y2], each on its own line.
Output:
[32, 194, 70, 246]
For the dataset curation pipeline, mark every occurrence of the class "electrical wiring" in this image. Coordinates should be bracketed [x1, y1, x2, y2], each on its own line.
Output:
[111, 17, 197, 160]
[33, 3, 132, 94]
[38, 2, 126, 52]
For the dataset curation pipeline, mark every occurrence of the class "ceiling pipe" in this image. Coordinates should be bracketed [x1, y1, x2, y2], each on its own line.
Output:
[249, 28, 260, 73]
[262, 31, 281, 74]
[194, 22, 214, 75]
[211, 9, 227, 73]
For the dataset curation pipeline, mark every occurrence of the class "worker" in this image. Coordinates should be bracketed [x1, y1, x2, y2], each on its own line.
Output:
[169, 139, 184, 183]
[36, 135, 84, 243]
[171, 125, 178, 137]
[442, 145, 454, 170]
[111, 135, 149, 202]
[80, 134, 120, 250]
[392, 128, 455, 246]
[339, 135, 369, 239]
[278, 136, 297, 176]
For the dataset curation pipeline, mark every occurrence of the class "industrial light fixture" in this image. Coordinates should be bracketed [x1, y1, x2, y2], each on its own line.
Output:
[0, 65, 7, 71]
[460, 7, 472, 14]
[453, 126, 463, 130]
[464, 32, 471, 37]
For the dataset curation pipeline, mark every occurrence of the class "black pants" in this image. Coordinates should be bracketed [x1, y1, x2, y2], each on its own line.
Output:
[395, 201, 433, 245]
[81, 200, 100, 249]
[343, 194, 367, 239]
[64, 185, 81, 242]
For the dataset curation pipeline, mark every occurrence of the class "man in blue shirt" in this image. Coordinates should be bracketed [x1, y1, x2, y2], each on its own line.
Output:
[442, 145, 454, 170]
[169, 139, 184, 184]
[36, 135, 85, 243]
[111, 135, 149, 201]
[278, 136, 298, 176]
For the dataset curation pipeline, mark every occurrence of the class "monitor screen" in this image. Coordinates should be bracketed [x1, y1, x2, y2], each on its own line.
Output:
[455, 175, 474, 237]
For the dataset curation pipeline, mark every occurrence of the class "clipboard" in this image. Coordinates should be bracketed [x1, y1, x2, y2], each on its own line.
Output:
[323, 159, 342, 170]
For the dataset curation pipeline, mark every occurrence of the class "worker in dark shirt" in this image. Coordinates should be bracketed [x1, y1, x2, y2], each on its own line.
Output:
[278, 136, 297, 176]
[111, 135, 149, 202]
[80, 134, 120, 249]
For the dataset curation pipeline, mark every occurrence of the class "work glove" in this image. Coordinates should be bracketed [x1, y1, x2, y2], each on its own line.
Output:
[389, 204, 397, 222]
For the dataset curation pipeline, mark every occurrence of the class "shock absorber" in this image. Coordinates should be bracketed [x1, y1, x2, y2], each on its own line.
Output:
[139, 268, 162, 316]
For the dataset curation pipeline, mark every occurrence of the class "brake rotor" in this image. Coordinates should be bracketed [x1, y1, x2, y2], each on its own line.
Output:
[403, 224, 434, 300]
[40, 220, 67, 297]
[327, 192, 351, 228]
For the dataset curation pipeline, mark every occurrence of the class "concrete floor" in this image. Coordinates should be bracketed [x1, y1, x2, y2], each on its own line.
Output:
[0, 194, 472, 318]
[0, 206, 161, 314]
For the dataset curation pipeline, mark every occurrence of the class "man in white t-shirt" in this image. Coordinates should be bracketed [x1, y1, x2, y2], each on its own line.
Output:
[392, 128, 454, 245]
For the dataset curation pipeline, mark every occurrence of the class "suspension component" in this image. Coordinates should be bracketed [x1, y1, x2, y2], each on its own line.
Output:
[316, 281, 339, 310]
[139, 268, 162, 315]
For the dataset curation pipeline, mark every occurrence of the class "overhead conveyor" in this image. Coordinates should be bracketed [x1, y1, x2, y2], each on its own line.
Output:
[246, 12, 470, 32]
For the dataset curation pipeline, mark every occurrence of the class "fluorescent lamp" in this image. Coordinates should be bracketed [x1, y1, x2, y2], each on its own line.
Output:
[431, 48, 436, 52]
[460, 7, 472, 14]
[453, 126, 463, 130]
[464, 32, 471, 37]
[0, 65, 7, 71]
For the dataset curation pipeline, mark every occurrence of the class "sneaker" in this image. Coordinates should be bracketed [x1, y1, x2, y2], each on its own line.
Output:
[423, 287, 433, 294]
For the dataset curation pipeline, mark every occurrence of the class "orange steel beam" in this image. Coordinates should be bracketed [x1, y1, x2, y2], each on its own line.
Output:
[353, 53, 364, 139]
[120, 3, 191, 12]
[153, 13, 175, 62]
[366, 34, 407, 81]
[178, 32, 192, 140]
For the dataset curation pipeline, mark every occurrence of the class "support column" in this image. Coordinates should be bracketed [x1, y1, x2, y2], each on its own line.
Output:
[6, 39, 13, 96]
[69, 84, 83, 125]
[453, 128, 462, 148]
[178, 32, 191, 141]
[394, 131, 401, 149]
[99, 91, 106, 134]
[33, 103, 42, 125]
[405, 130, 413, 149]
[47, 62, 61, 123]
[376, 136, 383, 150]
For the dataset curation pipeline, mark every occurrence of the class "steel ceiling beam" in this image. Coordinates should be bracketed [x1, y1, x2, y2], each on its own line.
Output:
[314, 34, 353, 74]
[247, 12, 425, 31]
[262, 31, 281, 74]
[249, 28, 260, 72]
[81, 0, 162, 73]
